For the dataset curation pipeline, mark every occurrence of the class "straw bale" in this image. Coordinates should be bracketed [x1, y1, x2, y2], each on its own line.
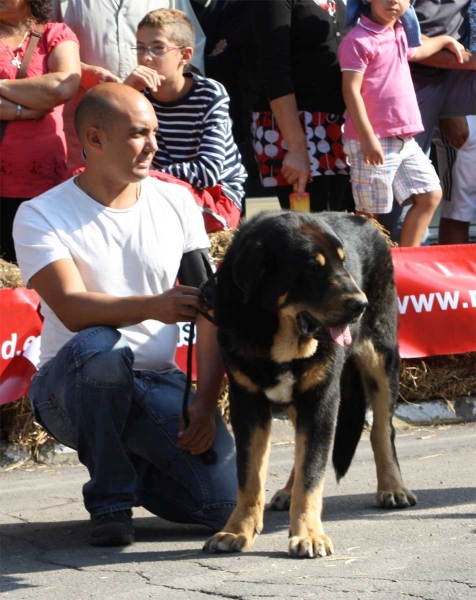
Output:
[400, 353, 476, 404]
[0, 258, 23, 288]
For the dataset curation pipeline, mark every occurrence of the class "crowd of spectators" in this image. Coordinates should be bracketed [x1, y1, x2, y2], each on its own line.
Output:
[1, 0, 475, 261]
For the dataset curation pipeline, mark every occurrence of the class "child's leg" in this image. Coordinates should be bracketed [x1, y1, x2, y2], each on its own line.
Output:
[399, 190, 441, 247]
[393, 138, 442, 247]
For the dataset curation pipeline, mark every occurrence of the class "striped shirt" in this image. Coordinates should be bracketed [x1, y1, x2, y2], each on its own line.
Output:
[144, 73, 247, 209]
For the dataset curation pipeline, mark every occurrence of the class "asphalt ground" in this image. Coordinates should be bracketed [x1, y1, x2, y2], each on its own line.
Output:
[1, 421, 475, 600]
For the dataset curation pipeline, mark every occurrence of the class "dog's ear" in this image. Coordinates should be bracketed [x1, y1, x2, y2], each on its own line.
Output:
[232, 238, 266, 303]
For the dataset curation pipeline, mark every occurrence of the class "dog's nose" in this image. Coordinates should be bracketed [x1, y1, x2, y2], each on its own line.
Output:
[346, 296, 368, 316]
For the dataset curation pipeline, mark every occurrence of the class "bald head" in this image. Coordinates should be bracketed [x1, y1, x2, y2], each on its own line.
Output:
[74, 83, 154, 144]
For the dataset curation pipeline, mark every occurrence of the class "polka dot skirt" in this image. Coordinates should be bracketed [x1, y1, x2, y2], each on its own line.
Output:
[252, 110, 349, 187]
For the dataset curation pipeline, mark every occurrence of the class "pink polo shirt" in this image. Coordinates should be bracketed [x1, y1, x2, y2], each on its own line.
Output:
[338, 16, 423, 140]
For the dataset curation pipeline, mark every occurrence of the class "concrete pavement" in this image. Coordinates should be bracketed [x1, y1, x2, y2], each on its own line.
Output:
[1, 422, 475, 599]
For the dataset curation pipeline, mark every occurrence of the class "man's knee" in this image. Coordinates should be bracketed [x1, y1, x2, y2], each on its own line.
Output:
[73, 326, 134, 386]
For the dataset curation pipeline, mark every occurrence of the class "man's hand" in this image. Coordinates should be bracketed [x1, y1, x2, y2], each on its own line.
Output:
[361, 135, 385, 166]
[81, 64, 122, 90]
[281, 148, 311, 195]
[439, 116, 469, 149]
[153, 286, 203, 323]
[123, 66, 165, 92]
[177, 402, 216, 454]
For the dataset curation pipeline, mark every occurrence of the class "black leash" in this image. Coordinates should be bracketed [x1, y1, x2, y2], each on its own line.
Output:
[181, 276, 218, 466]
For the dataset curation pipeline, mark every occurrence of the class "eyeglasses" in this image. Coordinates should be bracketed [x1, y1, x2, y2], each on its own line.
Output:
[131, 45, 185, 57]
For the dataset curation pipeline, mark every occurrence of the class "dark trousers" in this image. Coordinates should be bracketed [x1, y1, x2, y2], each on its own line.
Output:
[1, 197, 29, 263]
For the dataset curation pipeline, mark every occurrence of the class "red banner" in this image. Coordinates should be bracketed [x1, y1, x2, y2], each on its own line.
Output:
[0, 288, 42, 405]
[392, 244, 476, 359]
[1, 244, 475, 405]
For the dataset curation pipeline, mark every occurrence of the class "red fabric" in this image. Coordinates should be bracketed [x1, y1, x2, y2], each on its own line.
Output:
[148, 170, 241, 232]
[393, 244, 476, 359]
[0, 23, 79, 198]
[0, 288, 42, 405]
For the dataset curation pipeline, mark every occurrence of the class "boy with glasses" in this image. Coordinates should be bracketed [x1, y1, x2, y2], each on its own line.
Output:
[124, 9, 246, 230]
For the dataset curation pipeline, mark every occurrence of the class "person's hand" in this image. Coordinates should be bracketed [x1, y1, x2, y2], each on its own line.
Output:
[152, 286, 202, 324]
[123, 66, 165, 92]
[177, 402, 216, 454]
[439, 116, 469, 149]
[443, 37, 465, 64]
[80, 64, 122, 90]
[209, 39, 227, 57]
[281, 148, 310, 195]
[361, 135, 385, 166]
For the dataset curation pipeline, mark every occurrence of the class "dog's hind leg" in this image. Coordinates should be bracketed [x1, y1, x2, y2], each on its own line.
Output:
[203, 387, 272, 554]
[355, 339, 417, 509]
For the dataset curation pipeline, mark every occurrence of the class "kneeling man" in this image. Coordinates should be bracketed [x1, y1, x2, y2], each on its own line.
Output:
[13, 83, 237, 547]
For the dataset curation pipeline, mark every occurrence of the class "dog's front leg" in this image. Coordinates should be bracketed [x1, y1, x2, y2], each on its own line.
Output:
[203, 390, 272, 554]
[288, 395, 336, 558]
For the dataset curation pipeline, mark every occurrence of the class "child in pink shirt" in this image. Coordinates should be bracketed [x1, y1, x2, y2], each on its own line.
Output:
[338, 0, 465, 247]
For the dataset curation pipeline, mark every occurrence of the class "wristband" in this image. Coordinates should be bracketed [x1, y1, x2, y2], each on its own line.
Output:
[16, 104, 22, 120]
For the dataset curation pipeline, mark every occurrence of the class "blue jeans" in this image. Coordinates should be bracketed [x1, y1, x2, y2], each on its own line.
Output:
[29, 326, 237, 530]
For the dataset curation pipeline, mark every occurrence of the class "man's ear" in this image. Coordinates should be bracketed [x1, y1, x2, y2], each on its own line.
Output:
[84, 126, 103, 151]
[232, 239, 266, 303]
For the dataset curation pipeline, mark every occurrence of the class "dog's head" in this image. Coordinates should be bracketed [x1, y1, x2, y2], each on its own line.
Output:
[231, 211, 368, 347]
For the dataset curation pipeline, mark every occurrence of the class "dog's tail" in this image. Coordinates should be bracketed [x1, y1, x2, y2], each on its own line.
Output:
[332, 356, 367, 481]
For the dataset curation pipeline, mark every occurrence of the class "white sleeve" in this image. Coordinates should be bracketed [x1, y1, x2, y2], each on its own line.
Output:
[12, 202, 72, 287]
[180, 189, 211, 253]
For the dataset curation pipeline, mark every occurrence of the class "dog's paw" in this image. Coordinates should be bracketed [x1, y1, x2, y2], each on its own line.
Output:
[289, 534, 334, 559]
[268, 489, 291, 511]
[376, 487, 417, 509]
[203, 531, 251, 554]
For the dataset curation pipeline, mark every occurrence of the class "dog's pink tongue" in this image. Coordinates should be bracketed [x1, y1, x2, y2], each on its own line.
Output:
[329, 325, 352, 346]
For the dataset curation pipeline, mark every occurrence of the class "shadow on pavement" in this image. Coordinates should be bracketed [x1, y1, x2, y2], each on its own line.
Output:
[1, 486, 475, 592]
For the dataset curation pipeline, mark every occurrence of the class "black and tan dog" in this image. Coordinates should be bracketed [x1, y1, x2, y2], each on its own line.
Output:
[203, 210, 417, 558]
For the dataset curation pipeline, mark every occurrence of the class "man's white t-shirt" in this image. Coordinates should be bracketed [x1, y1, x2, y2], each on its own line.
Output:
[13, 176, 210, 370]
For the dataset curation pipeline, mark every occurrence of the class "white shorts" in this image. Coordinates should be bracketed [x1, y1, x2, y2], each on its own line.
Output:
[436, 115, 476, 223]
[343, 136, 441, 214]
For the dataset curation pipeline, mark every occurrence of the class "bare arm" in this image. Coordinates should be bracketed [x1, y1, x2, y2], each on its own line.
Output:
[341, 70, 384, 165]
[29, 258, 203, 332]
[0, 95, 51, 120]
[439, 116, 469, 149]
[0, 40, 81, 109]
[178, 312, 225, 454]
[411, 34, 470, 68]
[269, 93, 309, 194]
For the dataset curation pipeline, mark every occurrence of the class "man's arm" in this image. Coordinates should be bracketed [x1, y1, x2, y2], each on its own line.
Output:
[341, 70, 384, 165]
[412, 35, 475, 69]
[177, 312, 225, 455]
[29, 258, 203, 331]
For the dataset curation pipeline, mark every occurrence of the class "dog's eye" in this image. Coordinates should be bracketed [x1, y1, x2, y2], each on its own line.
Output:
[337, 248, 345, 262]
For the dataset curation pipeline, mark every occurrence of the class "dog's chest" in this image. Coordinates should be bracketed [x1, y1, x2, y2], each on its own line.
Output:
[264, 371, 296, 404]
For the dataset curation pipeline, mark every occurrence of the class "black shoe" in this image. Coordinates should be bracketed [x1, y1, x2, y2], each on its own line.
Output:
[89, 509, 134, 547]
